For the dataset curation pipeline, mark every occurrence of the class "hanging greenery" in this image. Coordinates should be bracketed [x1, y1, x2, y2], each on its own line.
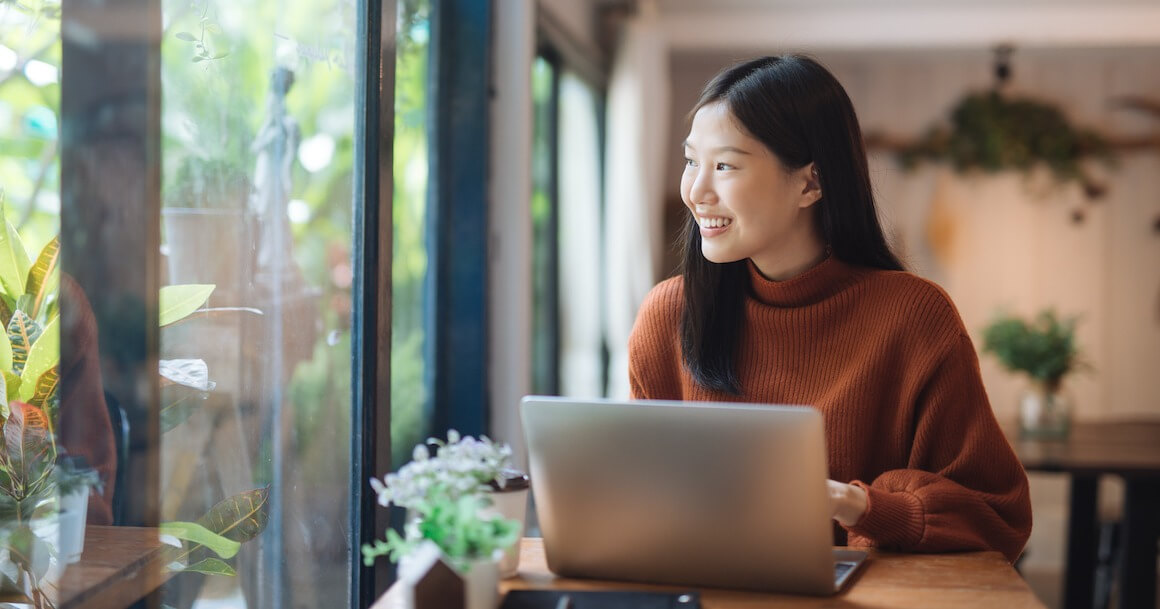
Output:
[897, 91, 1115, 198]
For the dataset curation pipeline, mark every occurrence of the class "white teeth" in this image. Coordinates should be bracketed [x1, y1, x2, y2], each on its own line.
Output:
[698, 216, 732, 229]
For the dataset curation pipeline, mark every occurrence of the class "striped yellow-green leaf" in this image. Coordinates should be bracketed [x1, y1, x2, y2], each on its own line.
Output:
[0, 374, 7, 420]
[197, 486, 270, 543]
[23, 236, 58, 321]
[18, 313, 56, 399]
[0, 295, 12, 329]
[179, 558, 236, 577]
[159, 521, 241, 559]
[3, 371, 20, 403]
[0, 324, 11, 374]
[7, 311, 41, 375]
[159, 284, 216, 327]
[19, 315, 57, 398]
[25, 368, 58, 420]
[0, 208, 30, 300]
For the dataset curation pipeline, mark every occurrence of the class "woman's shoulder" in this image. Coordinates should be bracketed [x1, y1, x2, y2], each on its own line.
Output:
[637, 275, 685, 322]
[855, 267, 966, 334]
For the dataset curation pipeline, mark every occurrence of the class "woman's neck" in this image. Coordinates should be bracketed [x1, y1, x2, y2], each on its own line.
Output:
[750, 233, 828, 281]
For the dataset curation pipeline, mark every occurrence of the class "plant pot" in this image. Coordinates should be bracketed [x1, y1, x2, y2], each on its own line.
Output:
[58, 486, 91, 564]
[1019, 381, 1072, 440]
[485, 470, 529, 578]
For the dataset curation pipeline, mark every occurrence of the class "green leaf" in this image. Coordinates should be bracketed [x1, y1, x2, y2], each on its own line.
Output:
[175, 32, 197, 41]
[159, 284, 215, 327]
[0, 326, 11, 374]
[0, 207, 31, 300]
[23, 236, 58, 321]
[160, 384, 207, 433]
[179, 557, 237, 577]
[7, 311, 41, 375]
[192, 56, 206, 63]
[19, 315, 57, 399]
[0, 296, 12, 329]
[3, 371, 22, 403]
[7, 524, 52, 583]
[197, 486, 270, 543]
[160, 521, 241, 559]
[25, 368, 59, 422]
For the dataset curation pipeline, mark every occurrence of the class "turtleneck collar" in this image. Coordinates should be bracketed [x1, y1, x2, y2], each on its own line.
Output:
[746, 254, 860, 307]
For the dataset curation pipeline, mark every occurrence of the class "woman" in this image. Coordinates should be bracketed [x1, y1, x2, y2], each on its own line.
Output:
[628, 55, 1031, 562]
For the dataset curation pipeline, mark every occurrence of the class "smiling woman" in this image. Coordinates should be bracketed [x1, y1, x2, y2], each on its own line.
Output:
[629, 54, 1032, 564]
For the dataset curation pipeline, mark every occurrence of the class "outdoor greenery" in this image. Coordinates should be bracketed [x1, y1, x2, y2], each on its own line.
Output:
[2, 0, 435, 603]
[981, 309, 1082, 392]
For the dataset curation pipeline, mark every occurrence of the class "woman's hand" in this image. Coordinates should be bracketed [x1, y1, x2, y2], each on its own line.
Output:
[827, 479, 868, 526]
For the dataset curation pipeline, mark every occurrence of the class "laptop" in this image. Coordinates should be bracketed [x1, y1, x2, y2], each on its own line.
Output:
[520, 396, 868, 596]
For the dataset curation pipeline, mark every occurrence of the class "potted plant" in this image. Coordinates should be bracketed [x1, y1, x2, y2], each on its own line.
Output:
[982, 309, 1083, 438]
[363, 431, 526, 609]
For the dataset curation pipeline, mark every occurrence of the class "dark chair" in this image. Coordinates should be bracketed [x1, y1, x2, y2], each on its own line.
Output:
[105, 391, 130, 526]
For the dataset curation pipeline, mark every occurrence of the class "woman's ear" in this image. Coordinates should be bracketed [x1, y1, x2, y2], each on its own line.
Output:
[799, 163, 822, 208]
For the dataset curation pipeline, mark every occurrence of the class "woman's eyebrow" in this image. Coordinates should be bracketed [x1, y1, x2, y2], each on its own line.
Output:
[681, 140, 751, 156]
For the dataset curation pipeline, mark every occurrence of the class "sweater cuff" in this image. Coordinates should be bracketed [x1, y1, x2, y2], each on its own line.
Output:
[845, 481, 926, 549]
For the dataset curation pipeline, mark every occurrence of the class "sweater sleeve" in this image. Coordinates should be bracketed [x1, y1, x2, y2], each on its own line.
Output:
[844, 334, 1032, 563]
[627, 279, 682, 400]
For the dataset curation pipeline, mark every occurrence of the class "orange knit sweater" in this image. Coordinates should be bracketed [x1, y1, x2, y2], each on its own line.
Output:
[628, 255, 1032, 563]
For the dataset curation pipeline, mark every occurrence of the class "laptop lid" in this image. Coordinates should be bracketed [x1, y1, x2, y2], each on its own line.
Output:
[521, 396, 842, 596]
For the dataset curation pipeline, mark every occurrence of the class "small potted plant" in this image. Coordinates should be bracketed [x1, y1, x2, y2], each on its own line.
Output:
[982, 309, 1083, 438]
[363, 430, 527, 609]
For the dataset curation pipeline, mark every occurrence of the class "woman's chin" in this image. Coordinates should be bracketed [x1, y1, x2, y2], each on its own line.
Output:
[700, 247, 743, 265]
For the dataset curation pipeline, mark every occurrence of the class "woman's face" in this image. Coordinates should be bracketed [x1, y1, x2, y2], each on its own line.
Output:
[680, 101, 822, 279]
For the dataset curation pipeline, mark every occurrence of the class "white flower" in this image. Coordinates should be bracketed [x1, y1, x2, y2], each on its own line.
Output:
[368, 430, 515, 512]
[412, 444, 430, 462]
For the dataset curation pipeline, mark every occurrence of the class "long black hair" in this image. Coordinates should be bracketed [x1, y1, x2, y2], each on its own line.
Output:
[680, 55, 905, 394]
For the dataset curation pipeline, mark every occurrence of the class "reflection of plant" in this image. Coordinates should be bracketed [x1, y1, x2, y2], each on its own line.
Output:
[160, 486, 270, 577]
[898, 91, 1114, 198]
[174, 1, 230, 63]
[166, 156, 251, 209]
[362, 431, 519, 571]
[982, 310, 1083, 392]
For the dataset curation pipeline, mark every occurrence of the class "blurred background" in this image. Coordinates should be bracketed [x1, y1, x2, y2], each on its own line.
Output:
[1, 0, 1157, 607]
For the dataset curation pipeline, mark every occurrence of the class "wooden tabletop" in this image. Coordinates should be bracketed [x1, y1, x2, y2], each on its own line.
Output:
[501, 538, 1046, 608]
[57, 525, 172, 609]
[1003, 420, 1160, 475]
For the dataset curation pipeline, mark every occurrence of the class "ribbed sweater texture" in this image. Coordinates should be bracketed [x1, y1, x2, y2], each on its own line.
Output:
[628, 255, 1032, 563]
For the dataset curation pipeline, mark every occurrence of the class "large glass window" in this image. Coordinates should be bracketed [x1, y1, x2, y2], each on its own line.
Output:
[157, 0, 359, 605]
[391, 0, 431, 468]
[531, 52, 605, 399]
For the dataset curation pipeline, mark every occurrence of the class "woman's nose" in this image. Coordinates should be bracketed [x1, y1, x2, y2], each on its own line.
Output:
[688, 168, 716, 205]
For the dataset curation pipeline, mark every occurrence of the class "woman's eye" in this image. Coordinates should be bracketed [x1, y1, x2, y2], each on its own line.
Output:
[684, 158, 697, 168]
[716, 162, 733, 171]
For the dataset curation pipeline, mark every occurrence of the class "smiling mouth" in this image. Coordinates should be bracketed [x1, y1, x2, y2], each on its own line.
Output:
[697, 216, 733, 229]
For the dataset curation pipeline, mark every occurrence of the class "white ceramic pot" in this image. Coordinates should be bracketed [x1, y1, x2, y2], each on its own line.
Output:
[58, 487, 91, 564]
[486, 486, 528, 578]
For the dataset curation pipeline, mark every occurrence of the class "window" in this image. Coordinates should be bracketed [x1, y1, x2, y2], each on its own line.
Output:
[531, 50, 606, 399]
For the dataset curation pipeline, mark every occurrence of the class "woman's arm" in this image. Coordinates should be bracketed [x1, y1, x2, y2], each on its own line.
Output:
[842, 334, 1032, 563]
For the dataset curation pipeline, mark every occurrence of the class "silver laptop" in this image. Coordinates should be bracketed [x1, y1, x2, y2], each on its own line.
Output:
[520, 396, 868, 595]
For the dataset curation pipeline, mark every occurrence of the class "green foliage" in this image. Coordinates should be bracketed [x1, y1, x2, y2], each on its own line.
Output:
[361, 495, 520, 572]
[982, 310, 1082, 389]
[161, 486, 270, 577]
[160, 521, 241, 559]
[898, 91, 1114, 196]
[159, 284, 215, 326]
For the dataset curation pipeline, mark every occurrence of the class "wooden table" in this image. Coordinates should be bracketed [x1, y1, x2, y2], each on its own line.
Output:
[1005, 420, 1160, 609]
[500, 538, 1046, 608]
[57, 525, 171, 609]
